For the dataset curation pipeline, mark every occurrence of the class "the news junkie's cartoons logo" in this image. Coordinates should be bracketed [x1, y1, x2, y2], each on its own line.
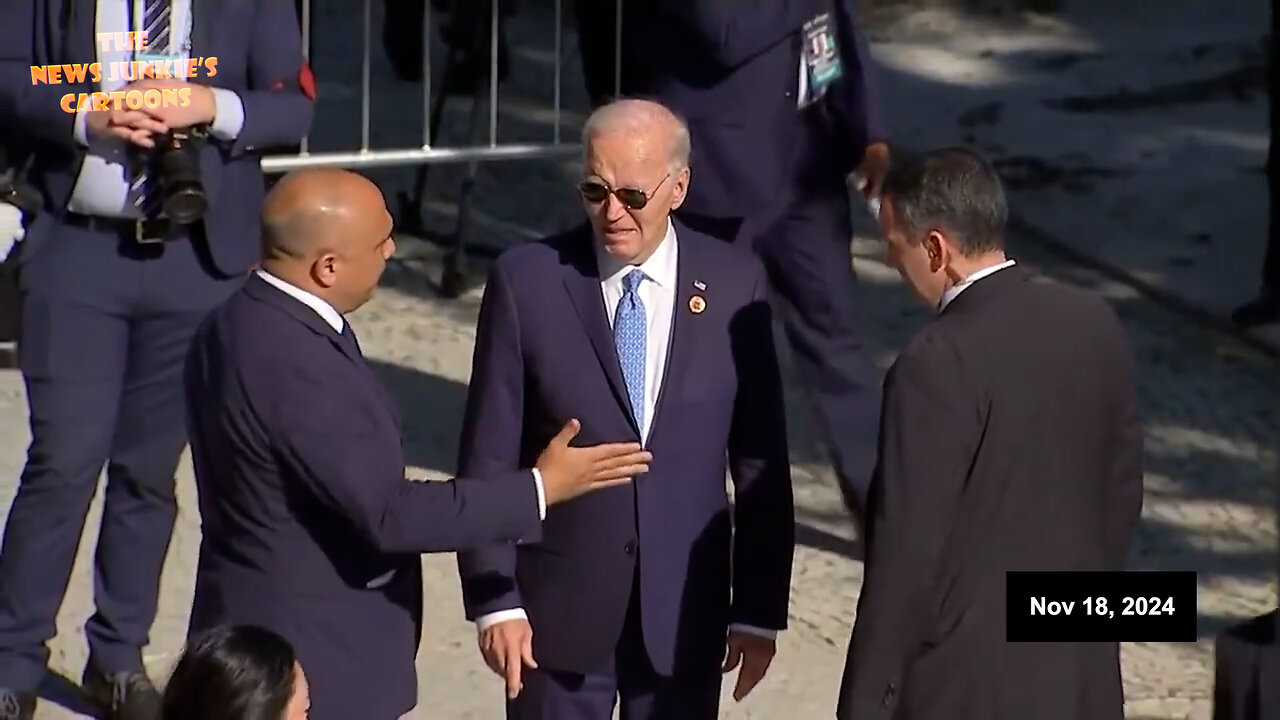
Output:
[30, 32, 219, 114]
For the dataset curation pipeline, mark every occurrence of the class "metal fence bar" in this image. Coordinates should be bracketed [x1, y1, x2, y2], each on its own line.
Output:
[299, 0, 311, 155]
[263, 0, 624, 173]
[488, 0, 500, 148]
[421, 0, 432, 148]
[613, 0, 621, 97]
[553, 0, 562, 144]
[262, 144, 578, 174]
[360, 0, 372, 152]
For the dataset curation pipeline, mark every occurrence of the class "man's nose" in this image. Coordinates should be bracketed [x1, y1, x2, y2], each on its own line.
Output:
[604, 195, 628, 221]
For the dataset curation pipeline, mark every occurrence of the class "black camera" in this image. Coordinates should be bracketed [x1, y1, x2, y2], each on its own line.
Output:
[0, 167, 40, 221]
[152, 128, 207, 225]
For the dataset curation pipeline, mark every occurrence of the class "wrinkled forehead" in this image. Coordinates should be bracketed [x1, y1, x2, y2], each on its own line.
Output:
[584, 131, 671, 181]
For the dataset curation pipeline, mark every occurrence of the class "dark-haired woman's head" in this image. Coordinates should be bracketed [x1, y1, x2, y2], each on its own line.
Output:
[162, 624, 310, 720]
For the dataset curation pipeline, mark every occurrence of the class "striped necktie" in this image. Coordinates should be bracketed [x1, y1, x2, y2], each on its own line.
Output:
[131, 0, 173, 218]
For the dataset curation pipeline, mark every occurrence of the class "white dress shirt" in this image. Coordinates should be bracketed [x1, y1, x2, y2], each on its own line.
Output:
[256, 269, 345, 332]
[938, 259, 1017, 312]
[476, 221, 776, 641]
[67, 0, 247, 218]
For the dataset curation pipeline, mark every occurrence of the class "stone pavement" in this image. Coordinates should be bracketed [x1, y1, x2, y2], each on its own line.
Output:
[0, 1, 1277, 718]
[865, 0, 1280, 351]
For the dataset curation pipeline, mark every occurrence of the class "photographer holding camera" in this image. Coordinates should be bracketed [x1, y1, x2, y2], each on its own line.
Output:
[0, 1, 313, 718]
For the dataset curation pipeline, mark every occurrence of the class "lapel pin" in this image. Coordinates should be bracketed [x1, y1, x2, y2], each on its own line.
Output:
[693, 280, 707, 291]
[689, 295, 706, 314]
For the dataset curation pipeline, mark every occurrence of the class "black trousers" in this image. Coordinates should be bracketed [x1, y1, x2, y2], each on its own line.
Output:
[0, 222, 239, 690]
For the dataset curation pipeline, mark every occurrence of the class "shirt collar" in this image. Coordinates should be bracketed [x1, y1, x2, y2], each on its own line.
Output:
[595, 219, 679, 290]
[938, 259, 1017, 312]
[255, 269, 346, 333]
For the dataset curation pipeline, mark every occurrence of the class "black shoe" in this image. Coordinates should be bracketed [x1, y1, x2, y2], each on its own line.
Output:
[1230, 292, 1280, 327]
[0, 689, 35, 720]
[82, 670, 161, 720]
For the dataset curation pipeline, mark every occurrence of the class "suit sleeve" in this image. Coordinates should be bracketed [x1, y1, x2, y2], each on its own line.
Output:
[0, 0, 84, 149]
[834, 0, 886, 143]
[455, 261, 528, 621]
[838, 338, 977, 718]
[219, 0, 314, 157]
[1106, 323, 1143, 569]
[727, 265, 795, 630]
[270, 354, 543, 555]
[654, 0, 823, 70]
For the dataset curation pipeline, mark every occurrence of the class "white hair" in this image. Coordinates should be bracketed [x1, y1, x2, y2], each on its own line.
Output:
[581, 98, 691, 171]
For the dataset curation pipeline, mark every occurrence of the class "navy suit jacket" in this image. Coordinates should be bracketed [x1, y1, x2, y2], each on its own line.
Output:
[0, 0, 313, 276]
[619, 0, 884, 222]
[184, 276, 545, 720]
[456, 221, 795, 677]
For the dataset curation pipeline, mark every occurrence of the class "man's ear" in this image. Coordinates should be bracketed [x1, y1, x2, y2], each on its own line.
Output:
[925, 231, 945, 273]
[669, 166, 691, 211]
[311, 253, 338, 288]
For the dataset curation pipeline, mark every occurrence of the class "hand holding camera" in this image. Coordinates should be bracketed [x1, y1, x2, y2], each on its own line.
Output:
[83, 80, 214, 225]
[84, 80, 216, 148]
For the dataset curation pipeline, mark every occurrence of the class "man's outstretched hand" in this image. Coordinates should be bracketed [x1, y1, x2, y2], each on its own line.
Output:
[535, 419, 650, 505]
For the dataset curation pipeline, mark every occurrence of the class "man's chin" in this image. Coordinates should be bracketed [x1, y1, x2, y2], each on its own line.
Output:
[601, 233, 638, 254]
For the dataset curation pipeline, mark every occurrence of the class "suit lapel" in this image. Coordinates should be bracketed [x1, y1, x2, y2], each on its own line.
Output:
[649, 222, 701, 434]
[561, 229, 641, 437]
[189, 0, 216, 59]
[70, 0, 96, 69]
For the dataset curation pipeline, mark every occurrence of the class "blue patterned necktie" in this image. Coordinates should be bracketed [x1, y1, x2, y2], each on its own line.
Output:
[613, 269, 647, 433]
[132, 0, 173, 218]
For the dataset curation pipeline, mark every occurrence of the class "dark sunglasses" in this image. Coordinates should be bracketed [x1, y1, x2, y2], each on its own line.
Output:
[578, 173, 670, 210]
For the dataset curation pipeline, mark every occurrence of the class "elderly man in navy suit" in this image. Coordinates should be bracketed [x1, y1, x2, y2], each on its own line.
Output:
[0, 0, 312, 717]
[456, 99, 796, 719]
[610, 0, 889, 531]
[183, 169, 652, 720]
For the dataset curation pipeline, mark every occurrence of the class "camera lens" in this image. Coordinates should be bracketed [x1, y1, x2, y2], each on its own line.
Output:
[163, 185, 207, 225]
[155, 132, 207, 225]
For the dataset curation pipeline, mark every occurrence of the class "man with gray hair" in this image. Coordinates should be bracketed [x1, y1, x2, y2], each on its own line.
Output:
[455, 98, 795, 718]
[837, 147, 1142, 720]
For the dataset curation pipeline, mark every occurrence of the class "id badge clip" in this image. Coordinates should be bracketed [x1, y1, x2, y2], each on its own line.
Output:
[799, 12, 843, 108]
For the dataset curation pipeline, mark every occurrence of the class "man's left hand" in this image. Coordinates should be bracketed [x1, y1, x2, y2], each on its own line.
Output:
[856, 142, 891, 198]
[722, 631, 776, 702]
[128, 79, 217, 129]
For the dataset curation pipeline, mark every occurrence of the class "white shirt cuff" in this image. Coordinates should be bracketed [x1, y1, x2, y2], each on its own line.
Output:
[730, 624, 778, 641]
[530, 468, 546, 520]
[208, 87, 246, 141]
[476, 608, 528, 632]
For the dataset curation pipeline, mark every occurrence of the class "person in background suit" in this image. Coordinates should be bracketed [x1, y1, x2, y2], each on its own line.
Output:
[184, 169, 651, 720]
[456, 99, 795, 719]
[611, 0, 890, 531]
[0, 0, 313, 716]
[837, 147, 1144, 720]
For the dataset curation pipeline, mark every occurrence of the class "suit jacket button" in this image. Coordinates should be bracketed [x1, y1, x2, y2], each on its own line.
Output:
[624, 541, 636, 555]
